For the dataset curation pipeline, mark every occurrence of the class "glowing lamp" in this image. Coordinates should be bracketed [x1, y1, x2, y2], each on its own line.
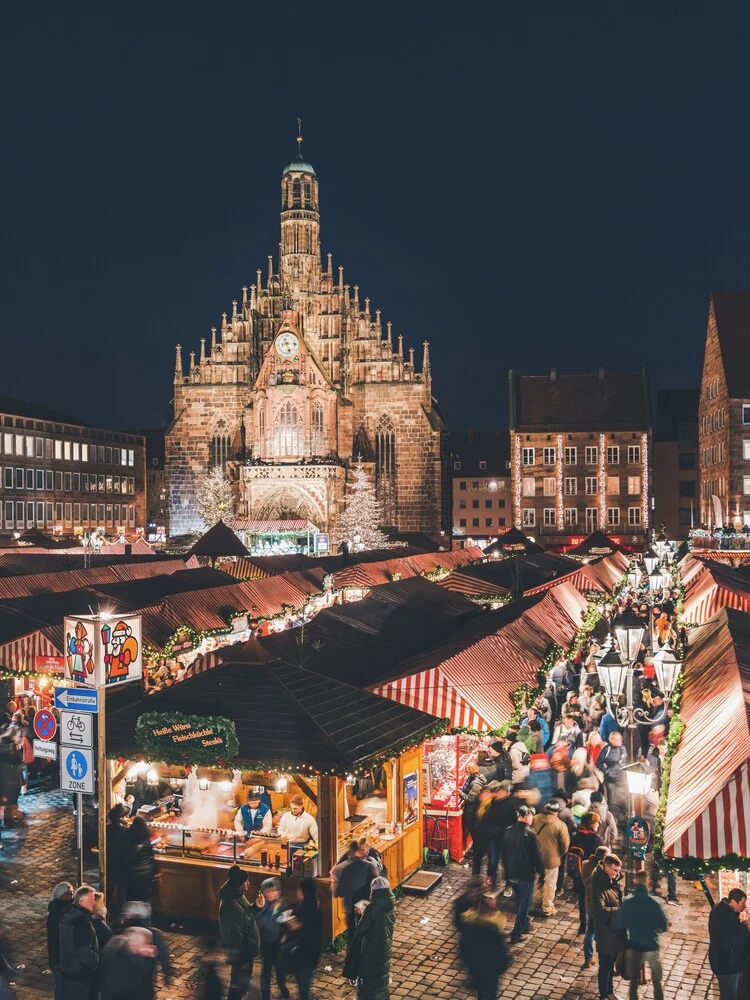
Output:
[147, 769, 159, 786]
[623, 761, 652, 797]
[653, 644, 682, 699]
[596, 646, 628, 699]
[274, 775, 288, 793]
[613, 608, 647, 663]
[220, 781, 233, 793]
[198, 777, 209, 791]
[643, 548, 659, 574]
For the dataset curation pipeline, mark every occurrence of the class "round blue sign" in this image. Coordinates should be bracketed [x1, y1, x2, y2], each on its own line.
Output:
[66, 750, 88, 781]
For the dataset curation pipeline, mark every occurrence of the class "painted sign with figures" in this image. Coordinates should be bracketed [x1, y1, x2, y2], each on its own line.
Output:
[63, 613, 143, 687]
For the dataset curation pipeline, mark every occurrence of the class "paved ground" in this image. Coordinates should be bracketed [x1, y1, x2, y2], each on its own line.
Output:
[1, 788, 720, 999]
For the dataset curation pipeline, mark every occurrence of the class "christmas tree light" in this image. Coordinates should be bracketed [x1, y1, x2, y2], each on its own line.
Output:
[336, 459, 389, 551]
[196, 468, 234, 528]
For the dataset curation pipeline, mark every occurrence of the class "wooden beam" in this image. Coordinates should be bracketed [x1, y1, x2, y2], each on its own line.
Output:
[292, 774, 318, 807]
[318, 775, 338, 875]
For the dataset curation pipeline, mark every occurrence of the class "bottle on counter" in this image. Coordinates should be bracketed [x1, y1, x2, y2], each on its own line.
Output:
[261, 849, 268, 867]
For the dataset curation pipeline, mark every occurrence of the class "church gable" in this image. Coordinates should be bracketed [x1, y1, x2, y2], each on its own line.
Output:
[253, 320, 333, 393]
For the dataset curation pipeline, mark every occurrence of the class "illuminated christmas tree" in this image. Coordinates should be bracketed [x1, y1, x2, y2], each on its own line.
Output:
[337, 459, 389, 551]
[196, 468, 234, 527]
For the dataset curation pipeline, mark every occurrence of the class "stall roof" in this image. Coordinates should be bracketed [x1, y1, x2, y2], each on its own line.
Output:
[564, 530, 632, 557]
[187, 521, 250, 559]
[663, 608, 750, 860]
[106, 655, 443, 773]
[483, 527, 544, 555]
[440, 552, 580, 598]
[0, 551, 175, 579]
[0, 557, 198, 600]
[681, 560, 750, 625]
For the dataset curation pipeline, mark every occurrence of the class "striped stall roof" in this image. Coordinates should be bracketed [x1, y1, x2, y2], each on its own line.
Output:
[232, 519, 317, 533]
[333, 547, 483, 590]
[663, 607, 750, 859]
[679, 553, 711, 590]
[440, 552, 582, 599]
[681, 561, 750, 625]
[0, 557, 198, 600]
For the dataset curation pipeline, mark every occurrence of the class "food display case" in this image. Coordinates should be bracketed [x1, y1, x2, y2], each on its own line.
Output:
[422, 733, 480, 861]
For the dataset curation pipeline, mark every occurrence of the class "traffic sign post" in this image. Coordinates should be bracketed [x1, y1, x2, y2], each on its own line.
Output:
[55, 687, 99, 713]
[60, 711, 94, 748]
[60, 747, 95, 794]
[33, 709, 57, 742]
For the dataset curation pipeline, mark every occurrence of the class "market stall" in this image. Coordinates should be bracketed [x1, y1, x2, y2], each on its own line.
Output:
[106, 648, 445, 939]
[422, 733, 481, 861]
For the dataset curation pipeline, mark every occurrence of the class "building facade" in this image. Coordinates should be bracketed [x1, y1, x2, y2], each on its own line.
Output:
[0, 399, 145, 538]
[508, 369, 651, 550]
[653, 389, 698, 541]
[698, 292, 750, 528]
[166, 144, 448, 545]
[450, 430, 510, 549]
[144, 430, 168, 540]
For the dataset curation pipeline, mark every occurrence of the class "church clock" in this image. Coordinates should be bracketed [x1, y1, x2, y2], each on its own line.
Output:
[275, 332, 299, 358]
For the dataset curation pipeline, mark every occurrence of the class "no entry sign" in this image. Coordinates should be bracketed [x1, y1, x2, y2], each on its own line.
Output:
[33, 709, 57, 742]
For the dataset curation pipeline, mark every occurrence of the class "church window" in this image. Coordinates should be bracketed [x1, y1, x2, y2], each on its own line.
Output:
[274, 401, 303, 457]
[312, 401, 325, 455]
[375, 416, 396, 482]
[209, 431, 231, 471]
[292, 179, 301, 207]
[304, 180, 311, 206]
[258, 404, 265, 444]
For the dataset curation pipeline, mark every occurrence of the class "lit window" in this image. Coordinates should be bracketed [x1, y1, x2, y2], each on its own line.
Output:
[543, 509, 555, 526]
[607, 507, 620, 526]
[73, 442, 80, 462]
[607, 446, 620, 464]
[607, 476, 620, 495]
[522, 477, 536, 497]
[628, 507, 642, 525]
[64, 441, 71, 461]
[25, 435, 34, 458]
[522, 508, 535, 527]
[543, 477, 556, 496]
[479, 460, 487, 470]
[565, 508, 577, 526]
[453, 461, 461, 471]
[564, 477, 577, 495]
[627, 476, 641, 495]
[744, 476, 750, 496]
[628, 445, 641, 464]
[585, 476, 598, 495]
[743, 440, 750, 460]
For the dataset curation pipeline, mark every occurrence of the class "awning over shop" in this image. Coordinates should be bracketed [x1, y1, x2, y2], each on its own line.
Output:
[483, 527, 544, 556]
[663, 607, 750, 860]
[681, 561, 750, 625]
[564, 530, 632, 558]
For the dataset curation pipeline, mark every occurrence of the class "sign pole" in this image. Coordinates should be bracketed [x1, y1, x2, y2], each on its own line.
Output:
[97, 686, 107, 900]
[76, 791, 84, 886]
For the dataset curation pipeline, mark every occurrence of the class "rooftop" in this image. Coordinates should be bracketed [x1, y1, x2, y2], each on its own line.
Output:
[0, 397, 91, 427]
[282, 156, 317, 177]
[509, 370, 650, 431]
[450, 430, 510, 476]
[709, 291, 750, 399]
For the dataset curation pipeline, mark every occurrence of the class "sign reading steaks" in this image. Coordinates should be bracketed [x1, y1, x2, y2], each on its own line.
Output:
[134, 712, 239, 765]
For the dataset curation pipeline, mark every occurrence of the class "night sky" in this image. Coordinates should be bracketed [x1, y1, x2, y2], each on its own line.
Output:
[3, 6, 749, 435]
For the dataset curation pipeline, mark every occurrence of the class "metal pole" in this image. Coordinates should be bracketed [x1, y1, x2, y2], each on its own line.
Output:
[97, 686, 107, 899]
[77, 791, 84, 886]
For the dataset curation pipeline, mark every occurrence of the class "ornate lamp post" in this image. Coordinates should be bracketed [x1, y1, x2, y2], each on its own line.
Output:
[622, 760, 654, 887]
[643, 547, 659, 574]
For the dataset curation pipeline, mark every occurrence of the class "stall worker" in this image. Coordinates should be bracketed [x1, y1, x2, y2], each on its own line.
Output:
[278, 794, 318, 843]
[234, 787, 273, 837]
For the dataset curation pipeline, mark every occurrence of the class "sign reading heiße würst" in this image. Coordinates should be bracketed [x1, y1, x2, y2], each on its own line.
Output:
[134, 712, 239, 766]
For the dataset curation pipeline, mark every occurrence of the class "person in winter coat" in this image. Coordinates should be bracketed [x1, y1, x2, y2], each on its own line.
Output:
[253, 877, 292, 1000]
[708, 888, 750, 1000]
[59, 885, 99, 1000]
[119, 901, 171, 998]
[488, 741, 513, 783]
[508, 734, 531, 784]
[580, 845, 608, 968]
[590, 854, 625, 1000]
[614, 870, 668, 1000]
[47, 882, 73, 1000]
[284, 877, 323, 1000]
[521, 707, 550, 749]
[218, 867, 260, 1000]
[343, 876, 395, 1000]
[121, 818, 156, 904]
[99, 927, 159, 1000]
[597, 732, 628, 828]
[332, 842, 378, 939]
[459, 765, 487, 838]
[458, 894, 511, 1000]
[531, 801, 570, 917]
[502, 806, 545, 944]
[589, 790, 617, 849]
[90, 892, 113, 1000]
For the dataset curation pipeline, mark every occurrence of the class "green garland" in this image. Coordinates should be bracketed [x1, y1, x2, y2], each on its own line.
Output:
[133, 712, 240, 767]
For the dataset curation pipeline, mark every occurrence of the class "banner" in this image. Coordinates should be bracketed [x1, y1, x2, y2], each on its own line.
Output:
[134, 711, 239, 766]
[35, 655, 65, 674]
[63, 613, 143, 687]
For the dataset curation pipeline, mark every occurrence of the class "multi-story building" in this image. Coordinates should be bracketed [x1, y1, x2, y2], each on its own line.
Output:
[508, 369, 651, 549]
[144, 430, 168, 540]
[0, 399, 145, 538]
[450, 430, 510, 549]
[653, 389, 698, 540]
[167, 138, 448, 545]
[698, 292, 750, 528]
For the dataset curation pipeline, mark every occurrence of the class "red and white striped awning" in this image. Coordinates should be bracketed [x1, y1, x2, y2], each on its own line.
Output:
[371, 667, 491, 731]
[0, 631, 63, 673]
[682, 566, 750, 625]
[666, 760, 750, 859]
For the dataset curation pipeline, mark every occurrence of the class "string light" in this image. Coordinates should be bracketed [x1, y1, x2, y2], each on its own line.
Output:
[642, 432, 649, 531]
[514, 434, 522, 529]
[599, 433, 606, 529]
[556, 434, 563, 532]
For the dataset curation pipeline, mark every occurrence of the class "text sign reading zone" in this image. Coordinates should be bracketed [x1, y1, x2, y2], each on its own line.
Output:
[60, 746, 95, 794]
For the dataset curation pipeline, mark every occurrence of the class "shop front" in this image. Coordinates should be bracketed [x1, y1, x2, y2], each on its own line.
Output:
[106, 653, 444, 939]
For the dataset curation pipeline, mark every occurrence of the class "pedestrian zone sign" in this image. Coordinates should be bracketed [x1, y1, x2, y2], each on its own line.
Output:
[60, 746, 95, 794]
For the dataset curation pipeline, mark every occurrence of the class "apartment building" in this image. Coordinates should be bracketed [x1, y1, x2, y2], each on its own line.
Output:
[450, 430, 510, 548]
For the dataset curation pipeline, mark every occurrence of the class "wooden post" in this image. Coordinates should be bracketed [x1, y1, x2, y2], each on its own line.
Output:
[317, 775, 338, 876]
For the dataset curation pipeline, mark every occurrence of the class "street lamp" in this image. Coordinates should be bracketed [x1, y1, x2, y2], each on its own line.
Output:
[596, 646, 628, 701]
[649, 566, 668, 593]
[653, 643, 682, 700]
[643, 547, 659, 574]
[613, 608, 647, 665]
[623, 760, 653, 799]
[626, 562, 640, 590]
[654, 531, 669, 562]
[622, 760, 654, 887]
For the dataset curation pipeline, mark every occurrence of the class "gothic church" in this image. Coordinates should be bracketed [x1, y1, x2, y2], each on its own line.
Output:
[166, 140, 448, 544]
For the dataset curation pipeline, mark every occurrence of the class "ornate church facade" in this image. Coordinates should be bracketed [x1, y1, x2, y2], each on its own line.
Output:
[166, 143, 449, 544]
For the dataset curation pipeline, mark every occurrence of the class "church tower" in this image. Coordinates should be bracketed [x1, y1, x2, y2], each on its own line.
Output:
[279, 128, 321, 294]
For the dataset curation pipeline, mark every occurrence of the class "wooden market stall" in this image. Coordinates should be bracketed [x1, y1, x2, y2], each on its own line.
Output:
[105, 645, 444, 939]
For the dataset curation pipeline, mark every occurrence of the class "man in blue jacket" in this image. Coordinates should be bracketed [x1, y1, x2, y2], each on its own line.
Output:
[614, 870, 668, 1000]
[234, 788, 272, 836]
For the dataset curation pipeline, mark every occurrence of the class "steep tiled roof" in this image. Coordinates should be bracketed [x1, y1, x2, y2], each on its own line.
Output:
[450, 430, 510, 477]
[510, 371, 650, 430]
[710, 292, 750, 399]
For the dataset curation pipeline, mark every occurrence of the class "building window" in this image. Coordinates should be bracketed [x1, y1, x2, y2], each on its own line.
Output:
[4, 501, 12, 527]
[627, 445, 641, 464]
[472, 518, 479, 527]
[459, 518, 466, 527]
[498, 517, 506, 526]
[543, 447, 555, 465]
[45, 502, 52, 522]
[564, 477, 577, 495]
[81, 443, 88, 462]
[459, 481, 466, 491]
[522, 508, 535, 527]
[81, 473, 89, 492]
[375, 415, 395, 478]
[64, 441, 71, 461]
[14, 435, 23, 456]
[114, 476, 120, 494]
[565, 508, 577, 526]
[744, 476, 750, 496]
[459, 499, 466, 509]
[543, 508, 555, 526]
[210, 430, 232, 469]
[3, 433, 12, 454]
[82, 503, 89, 522]
[311, 401, 326, 456]
[564, 447, 577, 465]
[522, 447, 535, 465]
[98, 445, 105, 464]
[607, 446, 620, 464]
[45, 470, 53, 491]
[744, 440, 750, 461]
[522, 477, 535, 497]
[479, 460, 487, 470]
[25, 436, 34, 458]
[3, 468, 12, 489]
[485, 517, 493, 527]
[15, 501, 23, 526]
[55, 471, 63, 491]
[585, 476, 598, 495]
[628, 507, 642, 526]
[678, 453, 696, 470]
[64, 472, 72, 491]
[73, 502, 81, 523]
[55, 502, 63, 521]
[678, 480, 695, 497]
[25, 501, 34, 525]
[485, 499, 492, 509]
[73, 442, 80, 462]
[585, 446, 598, 465]
[453, 461, 461, 470]
[73, 473, 80, 491]
[607, 507, 620, 526]
[743, 405, 750, 425]
[586, 508, 598, 530]
[35, 437, 44, 458]
[472, 499, 480, 509]
[607, 476, 620, 495]
[64, 503, 72, 523]
[35, 469, 44, 490]
[15, 468, 23, 489]
[106, 447, 112, 464]
[36, 501, 44, 523]
[25, 469, 34, 490]
[113, 447, 120, 465]
[543, 477, 556, 496]
[498, 498, 506, 508]
[627, 476, 641, 495]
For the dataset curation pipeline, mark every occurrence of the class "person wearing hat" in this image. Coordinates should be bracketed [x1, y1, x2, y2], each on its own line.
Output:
[47, 881, 73, 1000]
[253, 877, 292, 1000]
[342, 876, 395, 999]
[531, 800, 570, 917]
[488, 740, 513, 783]
[218, 866, 260, 1000]
[234, 787, 273, 837]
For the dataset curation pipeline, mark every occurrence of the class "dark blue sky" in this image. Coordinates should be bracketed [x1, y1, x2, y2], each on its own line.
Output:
[2, 6, 748, 434]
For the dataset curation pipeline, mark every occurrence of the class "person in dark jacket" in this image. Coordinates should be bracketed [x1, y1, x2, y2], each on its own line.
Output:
[343, 877, 395, 1000]
[332, 841, 378, 940]
[502, 805, 544, 944]
[59, 884, 99, 1000]
[597, 733, 628, 828]
[122, 818, 156, 904]
[708, 888, 750, 1000]
[284, 877, 323, 1000]
[452, 877, 486, 931]
[569, 812, 602, 936]
[458, 894, 511, 1000]
[119, 900, 171, 996]
[218, 867, 260, 1000]
[253, 877, 291, 1000]
[47, 882, 74, 1000]
[99, 926, 159, 1000]
[90, 892, 113, 1000]
[459, 764, 487, 839]
[105, 805, 127, 912]
[614, 870, 668, 1000]
[590, 854, 625, 1000]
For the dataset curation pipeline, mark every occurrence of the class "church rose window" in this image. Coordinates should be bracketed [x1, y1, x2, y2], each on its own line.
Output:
[274, 401, 303, 457]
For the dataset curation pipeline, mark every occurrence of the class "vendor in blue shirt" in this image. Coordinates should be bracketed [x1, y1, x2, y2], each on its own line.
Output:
[234, 788, 273, 837]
